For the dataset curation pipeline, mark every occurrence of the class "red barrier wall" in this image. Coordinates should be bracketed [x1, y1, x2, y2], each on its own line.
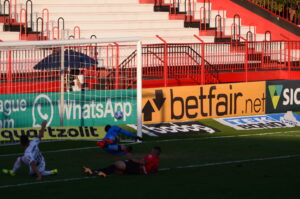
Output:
[0, 81, 60, 94]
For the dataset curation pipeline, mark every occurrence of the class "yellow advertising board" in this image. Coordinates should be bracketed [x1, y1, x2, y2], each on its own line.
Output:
[142, 82, 266, 123]
[0, 126, 106, 142]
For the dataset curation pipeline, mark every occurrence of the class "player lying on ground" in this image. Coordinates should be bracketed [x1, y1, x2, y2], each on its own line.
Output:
[83, 146, 161, 177]
[96, 125, 143, 155]
[2, 120, 58, 180]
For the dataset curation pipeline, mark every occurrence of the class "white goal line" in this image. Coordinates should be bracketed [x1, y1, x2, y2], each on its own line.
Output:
[1, 130, 299, 157]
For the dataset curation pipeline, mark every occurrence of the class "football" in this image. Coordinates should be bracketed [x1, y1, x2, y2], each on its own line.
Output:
[114, 111, 123, 120]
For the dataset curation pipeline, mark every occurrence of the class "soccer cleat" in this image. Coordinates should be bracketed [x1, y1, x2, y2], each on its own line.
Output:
[96, 141, 106, 148]
[82, 166, 93, 176]
[135, 136, 143, 142]
[2, 169, 16, 176]
[97, 171, 107, 178]
[97, 139, 114, 148]
[51, 169, 58, 175]
[103, 139, 113, 144]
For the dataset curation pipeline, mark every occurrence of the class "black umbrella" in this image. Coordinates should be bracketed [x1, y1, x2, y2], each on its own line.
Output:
[33, 49, 98, 70]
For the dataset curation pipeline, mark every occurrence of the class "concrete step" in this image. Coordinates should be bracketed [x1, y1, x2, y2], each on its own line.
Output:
[27, 0, 140, 4]
[39, 12, 170, 21]
[224, 26, 255, 36]
[0, 24, 20, 41]
[0, 32, 20, 41]
[59, 20, 185, 30]
[67, 28, 200, 38]
[25, 3, 155, 13]
[140, 35, 215, 44]
[177, 2, 211, 13]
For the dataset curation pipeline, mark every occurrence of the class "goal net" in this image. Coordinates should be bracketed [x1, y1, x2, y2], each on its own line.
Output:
[0, 37, 142, 144]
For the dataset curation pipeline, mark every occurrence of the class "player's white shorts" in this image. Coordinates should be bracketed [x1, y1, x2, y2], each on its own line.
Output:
[29, 160, 46, 175]
[21, 156, 46, 175]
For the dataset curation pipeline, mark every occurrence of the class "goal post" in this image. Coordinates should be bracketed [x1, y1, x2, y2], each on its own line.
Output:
[136, 41, 142, 139]
[0, 37, 143, 144]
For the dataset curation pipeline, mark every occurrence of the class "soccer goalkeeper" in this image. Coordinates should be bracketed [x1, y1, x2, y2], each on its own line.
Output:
[96, 125, 143, 155]
[83, 146, 161, 177]
[2, 120, 58, 180]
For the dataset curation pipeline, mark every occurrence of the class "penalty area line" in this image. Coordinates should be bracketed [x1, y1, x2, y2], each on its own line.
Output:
[1, 154, 300, 189]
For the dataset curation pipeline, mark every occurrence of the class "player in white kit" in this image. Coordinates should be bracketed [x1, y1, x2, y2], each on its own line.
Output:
[2, 121, 58, 180]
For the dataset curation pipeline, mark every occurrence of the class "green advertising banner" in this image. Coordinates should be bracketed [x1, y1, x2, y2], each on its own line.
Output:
[0, 90, 137, 128]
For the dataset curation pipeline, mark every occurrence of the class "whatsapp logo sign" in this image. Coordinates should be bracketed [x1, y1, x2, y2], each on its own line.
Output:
[32, 94, 54, 127]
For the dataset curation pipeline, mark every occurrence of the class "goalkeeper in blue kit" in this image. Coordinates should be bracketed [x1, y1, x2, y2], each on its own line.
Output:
[96, 125, 142, 155]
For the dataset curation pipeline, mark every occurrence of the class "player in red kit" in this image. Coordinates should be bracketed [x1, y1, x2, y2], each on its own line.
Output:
[82, 146, 161, 177]
[143, 149, 159, 174]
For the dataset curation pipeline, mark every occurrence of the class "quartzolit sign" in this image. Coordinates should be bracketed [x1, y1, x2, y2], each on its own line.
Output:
[0, 126, 106, 142]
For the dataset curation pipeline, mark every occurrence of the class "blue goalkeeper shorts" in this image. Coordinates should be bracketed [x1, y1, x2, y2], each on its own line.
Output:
[103, 144, 126, 155]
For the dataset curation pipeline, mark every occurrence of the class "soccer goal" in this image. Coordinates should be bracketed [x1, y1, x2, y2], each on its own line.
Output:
[0, 37, 142, 144]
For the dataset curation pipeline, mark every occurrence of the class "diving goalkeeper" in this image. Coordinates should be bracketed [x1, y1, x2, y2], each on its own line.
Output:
[96, 125, 143, 155]
[83, 146, 161, 177]
[2, 120, 58, 180]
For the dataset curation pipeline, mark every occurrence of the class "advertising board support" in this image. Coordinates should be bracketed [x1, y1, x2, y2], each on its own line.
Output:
[201, 42, 205, 84]
[193, 34, 205, 85]
[287, 41, 291, 79]
[280, 34, 291, 78]
[237, 35, 248, 82]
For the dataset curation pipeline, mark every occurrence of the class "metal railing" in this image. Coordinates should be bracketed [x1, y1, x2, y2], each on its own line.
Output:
[245, 0, 300, 25]
[0, 39, 299, 93]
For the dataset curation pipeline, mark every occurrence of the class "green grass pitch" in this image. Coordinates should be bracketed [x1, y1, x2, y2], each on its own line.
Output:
[1, 119, 300, 199]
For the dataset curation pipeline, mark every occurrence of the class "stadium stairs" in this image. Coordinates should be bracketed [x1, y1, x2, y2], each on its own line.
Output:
[141, 0, 269, 42]
[4, 0, 213, 43]
[141, 0, 300, 40]
[0, 0, 74, 41]
[2, 0, 298, 41]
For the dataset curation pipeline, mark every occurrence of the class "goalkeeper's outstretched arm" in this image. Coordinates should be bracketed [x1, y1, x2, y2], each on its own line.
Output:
[38, 120, 47, 140]
[119, 128, 143, 141]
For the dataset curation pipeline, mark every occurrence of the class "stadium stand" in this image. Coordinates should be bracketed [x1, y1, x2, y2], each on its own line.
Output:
[1, 0, 299, 42]
[0, 0, 212, 42]
[0, 0, 299, 92]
